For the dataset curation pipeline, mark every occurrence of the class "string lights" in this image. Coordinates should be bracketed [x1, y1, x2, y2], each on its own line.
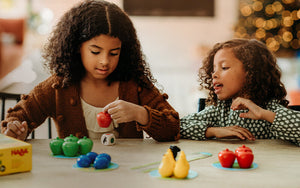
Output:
[234, 0, 300, 55]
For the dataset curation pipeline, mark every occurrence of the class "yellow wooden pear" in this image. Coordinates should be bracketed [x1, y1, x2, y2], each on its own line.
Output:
[173, 151, 190, 179]
[158, 149, 175, 177]
[166, 148, 176, 160]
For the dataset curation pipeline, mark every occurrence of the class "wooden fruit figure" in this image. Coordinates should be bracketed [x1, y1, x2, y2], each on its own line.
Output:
[236, 149, 254, 168]
[218, 148, 236, 168]
[49, 137, 64, 155]
[62, 141, 79, 157]
[77, 136, 93, 155]
[64, 134, 79, 142]
[235, 145, 252, 156]
[166, 148, 176, 163]
[173, 151, 190, 179]
[158, 151, 175, 177]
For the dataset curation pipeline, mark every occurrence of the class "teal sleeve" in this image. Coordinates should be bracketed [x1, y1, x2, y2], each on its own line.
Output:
[180, 106, 219, 140]
[271, 108, 300, 146]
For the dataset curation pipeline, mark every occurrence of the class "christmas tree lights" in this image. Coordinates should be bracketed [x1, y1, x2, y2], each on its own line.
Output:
[234, 0, 300, 55]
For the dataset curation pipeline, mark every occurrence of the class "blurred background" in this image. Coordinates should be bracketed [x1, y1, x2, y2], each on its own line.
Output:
[1, 0, 299, 138]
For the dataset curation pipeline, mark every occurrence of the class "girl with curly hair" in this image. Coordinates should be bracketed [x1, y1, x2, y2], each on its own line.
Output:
[180, 38, 300, 146]
[1, 0, 180, 141]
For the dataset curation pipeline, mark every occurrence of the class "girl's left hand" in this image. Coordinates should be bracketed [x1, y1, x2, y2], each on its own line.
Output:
[103, 100, 149, 125]
[231, 97, 276, 123]
[231, 97, 264, 120]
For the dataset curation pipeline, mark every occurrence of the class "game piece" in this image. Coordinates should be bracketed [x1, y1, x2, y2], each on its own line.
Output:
[235, 145, 252, 156]
[173, 151, 190, 179]
[218, 149, 236, 168]
[236, 149, 254, 168]
[94, 157, 109, 169]
[96, 153, 111, 163]
[97, 112, 112, 128]
[49, 137, 64, 155]
[62, 140, 79, 157]
[86, 152, 98, 163]
[77, 155, 92, 168]
[158, 149, 175, 177]
[77, 136, 93, 155]
[169, 145, 181, 159]
[101, 133, 116, 146]
[158, 148, 191, 179]
[64, 134, 79, 142]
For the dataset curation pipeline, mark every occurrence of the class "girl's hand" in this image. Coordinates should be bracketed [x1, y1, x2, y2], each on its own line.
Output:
[231, 97, 275, 123]
[103, 100, 149, 125]
[206, 126, 255, 141]
[4, 121, 28, 141]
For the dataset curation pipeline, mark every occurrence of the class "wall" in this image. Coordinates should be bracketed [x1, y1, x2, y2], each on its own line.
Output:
[27, 0, 239, 117]
[0, 0, 240, 138]
[129, 0, 239, 116]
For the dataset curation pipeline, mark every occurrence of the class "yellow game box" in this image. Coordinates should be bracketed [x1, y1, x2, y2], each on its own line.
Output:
[0, 134, 32, 175]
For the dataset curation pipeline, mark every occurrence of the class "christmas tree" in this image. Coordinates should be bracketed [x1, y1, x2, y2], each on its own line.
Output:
[234, 0, 300, 56]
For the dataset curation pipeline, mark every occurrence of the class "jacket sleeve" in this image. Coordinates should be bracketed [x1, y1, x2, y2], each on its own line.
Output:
[270, 107, 300, 146]
[0, 76, 57, 137]
[180, 105, 220, 140]
[136, 84, 180, 142]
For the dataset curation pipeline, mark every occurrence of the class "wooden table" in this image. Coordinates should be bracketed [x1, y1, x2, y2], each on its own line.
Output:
[1, 138, 300, 188]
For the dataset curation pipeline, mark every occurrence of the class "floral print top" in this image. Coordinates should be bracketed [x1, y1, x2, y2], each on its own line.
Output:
[180, 99, 300, 146]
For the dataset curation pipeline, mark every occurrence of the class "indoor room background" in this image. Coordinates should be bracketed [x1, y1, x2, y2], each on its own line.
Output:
[0, 0, 299, 138]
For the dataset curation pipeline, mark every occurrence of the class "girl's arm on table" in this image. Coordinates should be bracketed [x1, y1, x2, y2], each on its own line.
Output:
[137, 85, 180, 142]
[271, 107, 300, 146]
[180, 106, 219, 140]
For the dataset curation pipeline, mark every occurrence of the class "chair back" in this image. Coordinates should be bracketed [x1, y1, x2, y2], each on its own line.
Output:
[198, 98, 206, 112]
[289, 105, 300, 111]
[0, 92, 52, 139]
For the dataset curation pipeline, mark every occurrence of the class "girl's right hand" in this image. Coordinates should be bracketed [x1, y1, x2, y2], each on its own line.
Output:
[205, 125, 255, 141]
[4, 121, 28, 141]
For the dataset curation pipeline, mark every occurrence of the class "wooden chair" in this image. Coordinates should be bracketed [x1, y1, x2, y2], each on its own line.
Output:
[0, 92, 52, 139]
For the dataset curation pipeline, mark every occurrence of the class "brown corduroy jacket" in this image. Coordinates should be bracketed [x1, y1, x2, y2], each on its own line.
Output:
[1, 75, 180, 141]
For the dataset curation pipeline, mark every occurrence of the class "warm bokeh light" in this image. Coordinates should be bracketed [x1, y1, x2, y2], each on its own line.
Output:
[282, 0, 295, 4]
[282, 16, 294, 27]
[297, 30, 300, 39]
[256, 28, 267, 38]
[266, 37, 280, 51]
[290, 39, 300, 49]
[241, 5, 253, 16]
[273, 1, 283, 12]
[235, 0, 300, 52]
[282, 31, 293, 42]
[253, 1, 263, 11]
[265, 4, 275, 15]
[255, 17, 266, 28]
[291, 10, 299, 20]
[282, 10, 291, 17]
[265, 20, 273, 30]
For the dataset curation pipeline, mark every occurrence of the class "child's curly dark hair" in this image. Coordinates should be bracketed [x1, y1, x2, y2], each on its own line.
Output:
[199, 38, 289, 107]
[43, 0, 156, 88]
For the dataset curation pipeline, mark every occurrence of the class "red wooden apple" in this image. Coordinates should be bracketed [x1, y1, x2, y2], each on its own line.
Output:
[97, 112, 112, 128]
[218, 148, 236, 168]
[236, 149, 254, 168]
[235, 145, 252, 156]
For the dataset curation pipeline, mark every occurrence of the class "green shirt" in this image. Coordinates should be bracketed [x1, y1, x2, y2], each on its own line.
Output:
[180, 99, 300, 146]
